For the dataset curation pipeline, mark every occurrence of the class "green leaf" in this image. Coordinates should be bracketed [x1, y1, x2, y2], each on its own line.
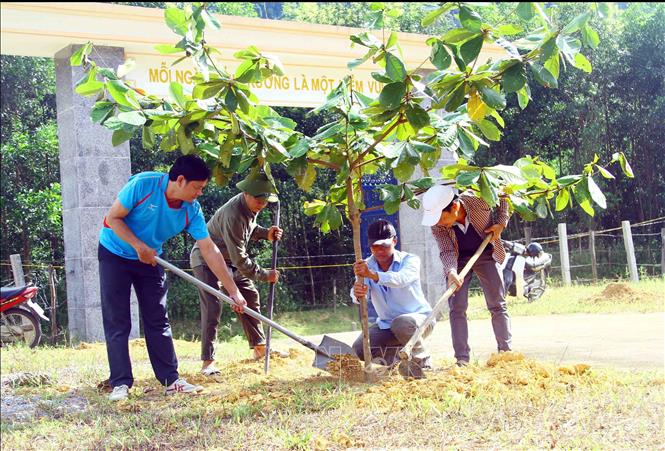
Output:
[530, 63, 558, 88]
[457, 170, 480, 186]
[106, 80, 135, 108]
[479, 172, 499, 206]
[479, 86, 506, 109]
[459, 6, 482, 32]
[556, 35, 581, 55]
[516, 2, 535, 21]
[117, 59, 136, 78]
[444, 83, 466, 112]
[502, 63, 526, 93]
[70, 42, 92, 66]
[495, 24, 523, 36]
[441, 28, 478, 44]
[535, 198, 548, 218]
[192, 80, 226, 100]
[573, 179, 595, 216]
[142, 126, 156, 150]
[430, 41, 452, 70]
[596, 165, 614, 179]
[169, 82, 187, 109]
[117, 111, 146, 126]
[581, 25, 600, 49]
[225, 89, 238, 112]
[598, 3, 611, 19]
[75, 79, 105, 96]
[386, 32, 399, 48]
[165, 6, 189, 37]
[573, 53, 592, 73]
[562, 12, 591, 34]
[112, 129, 134, 147]
[555, 188, 570, 211]
[457, 128, 477, 159]
[91, 102, 114, 124]
[296, 164, 317, 192]
[587, 176, 606, 209]
[476, 119, 501, 141]
[544, 52, 560, 79]
[421, 5, 453, 27]
[405, 104, 430, 130]
[617, 152, 634, 178]
[379, 82, 406, 109]
[517, 85, 531, 109]
[304, 199, 326, 216]
[460, 35, 484, 64]
[385, 52, 407, 81]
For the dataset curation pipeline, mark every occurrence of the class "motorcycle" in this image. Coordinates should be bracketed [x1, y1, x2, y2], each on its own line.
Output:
[1, 284, 49, 348]
[501, 240, 552, 303]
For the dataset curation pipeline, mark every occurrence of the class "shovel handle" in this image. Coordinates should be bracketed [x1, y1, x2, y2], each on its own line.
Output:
[399, 233, 494, 360]
[265, 200, 280, 374]
[155, 256, 332, 359]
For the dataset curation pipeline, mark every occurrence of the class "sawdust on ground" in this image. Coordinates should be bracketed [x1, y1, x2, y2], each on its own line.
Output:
[587, 282, 657, 304]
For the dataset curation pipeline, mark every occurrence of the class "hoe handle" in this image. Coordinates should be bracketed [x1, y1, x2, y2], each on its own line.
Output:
[155, 256, 331, 358]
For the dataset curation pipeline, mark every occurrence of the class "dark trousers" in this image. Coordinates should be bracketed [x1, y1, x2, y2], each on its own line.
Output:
[98, 244, 179, 388]
[352, 313, 432, 366]
[192, 264, 265, 361]
[448, 253, 512, 362]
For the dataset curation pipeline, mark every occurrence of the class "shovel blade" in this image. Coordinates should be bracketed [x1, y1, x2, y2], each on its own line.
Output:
[312, 335, 355, 371]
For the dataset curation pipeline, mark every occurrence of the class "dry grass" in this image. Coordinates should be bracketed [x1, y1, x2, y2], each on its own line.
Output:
[2, 340, 663, 450]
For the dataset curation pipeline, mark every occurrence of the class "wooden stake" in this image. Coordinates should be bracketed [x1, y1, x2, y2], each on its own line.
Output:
[622, 221, 639, 282]
[589, 229, 598, 283]
[558, 223, 571, 286]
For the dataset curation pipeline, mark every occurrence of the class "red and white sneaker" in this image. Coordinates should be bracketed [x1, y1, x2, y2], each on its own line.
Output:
[165, 378, 203, 396]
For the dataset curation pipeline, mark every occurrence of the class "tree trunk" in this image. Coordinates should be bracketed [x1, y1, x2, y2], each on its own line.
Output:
[346, 178, 371, 380]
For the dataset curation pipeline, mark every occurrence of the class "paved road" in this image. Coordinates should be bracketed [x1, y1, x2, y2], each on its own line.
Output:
[286, 312, 664, 370]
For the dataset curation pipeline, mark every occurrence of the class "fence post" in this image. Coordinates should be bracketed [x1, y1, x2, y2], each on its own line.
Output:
[48, 265, 58, 344]
[524, 226, 532, 244]
[621, 220, 639, 282]
[10, 254, 26, 286]
[660, 228, 665, 276]
[558, 223, 571, 286]
[332, 278, 337, 312]
[589, 229, 598, 283]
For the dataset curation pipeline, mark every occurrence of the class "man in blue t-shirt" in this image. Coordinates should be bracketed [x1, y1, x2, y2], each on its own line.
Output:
[99, 154, 246, 401]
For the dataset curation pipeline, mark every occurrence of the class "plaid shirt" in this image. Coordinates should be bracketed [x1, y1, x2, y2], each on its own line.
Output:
[431, 191, 511, 277]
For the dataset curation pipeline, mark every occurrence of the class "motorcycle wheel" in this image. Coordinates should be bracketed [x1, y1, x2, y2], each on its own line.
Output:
[0, 307, 42, 348]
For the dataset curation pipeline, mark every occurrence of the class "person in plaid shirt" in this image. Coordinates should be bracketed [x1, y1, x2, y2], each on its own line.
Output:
[421, 185, 512, 366]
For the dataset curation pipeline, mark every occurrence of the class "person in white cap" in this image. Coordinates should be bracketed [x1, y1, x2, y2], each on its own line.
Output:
[421, 185, 512, 366]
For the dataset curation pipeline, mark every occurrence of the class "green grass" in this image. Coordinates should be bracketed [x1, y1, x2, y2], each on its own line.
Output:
[467, 277, 664, 320]
[170, 278, 664, 341]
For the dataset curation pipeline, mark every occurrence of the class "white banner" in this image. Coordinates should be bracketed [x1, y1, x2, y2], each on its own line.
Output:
[126, 55, 386, 108]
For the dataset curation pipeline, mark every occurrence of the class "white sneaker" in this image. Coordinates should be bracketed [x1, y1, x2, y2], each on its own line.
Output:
[201, 364, 221, 376]
[108, 384, 129, 401]
[165, 378, 203, 396]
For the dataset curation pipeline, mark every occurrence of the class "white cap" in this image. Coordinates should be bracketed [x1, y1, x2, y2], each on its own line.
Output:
[421, 185, 456, 226]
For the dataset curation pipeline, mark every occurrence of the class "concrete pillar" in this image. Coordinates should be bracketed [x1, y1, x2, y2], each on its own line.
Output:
[399, 151, 458, 307]
[55, 44, 139, 342]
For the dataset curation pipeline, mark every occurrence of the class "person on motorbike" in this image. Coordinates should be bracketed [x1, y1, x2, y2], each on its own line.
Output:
[421, 185, 512, 367]
[523, 243, 552, 302]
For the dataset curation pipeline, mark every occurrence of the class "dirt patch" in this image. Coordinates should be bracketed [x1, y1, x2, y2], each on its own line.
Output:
[587, 282, 657, 304]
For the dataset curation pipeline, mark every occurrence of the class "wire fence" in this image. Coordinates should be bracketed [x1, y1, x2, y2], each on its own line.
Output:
[2, 217, 663, 343]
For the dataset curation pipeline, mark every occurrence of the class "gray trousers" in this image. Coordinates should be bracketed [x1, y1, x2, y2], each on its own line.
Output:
[448, 253, 512, 362]
[352, 313, 432, 366]
[192, 264, 265, 361]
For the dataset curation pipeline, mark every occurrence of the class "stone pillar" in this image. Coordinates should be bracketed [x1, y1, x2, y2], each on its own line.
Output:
[399, 151, 458, 307]
[55, 44, 139, 342]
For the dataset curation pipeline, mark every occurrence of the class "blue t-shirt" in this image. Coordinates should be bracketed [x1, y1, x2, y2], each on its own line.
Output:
[99, 172, 209, 259]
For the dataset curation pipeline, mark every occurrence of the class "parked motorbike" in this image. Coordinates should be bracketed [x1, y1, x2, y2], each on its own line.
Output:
[1, 284, 48, 348]
[501, 240, 552, 303]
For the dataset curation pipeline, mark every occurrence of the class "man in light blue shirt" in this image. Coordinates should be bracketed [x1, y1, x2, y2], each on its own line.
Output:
[351, 220, 433, 370]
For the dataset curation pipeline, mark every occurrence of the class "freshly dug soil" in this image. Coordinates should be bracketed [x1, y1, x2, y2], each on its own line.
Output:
[587, 282, 657, 304]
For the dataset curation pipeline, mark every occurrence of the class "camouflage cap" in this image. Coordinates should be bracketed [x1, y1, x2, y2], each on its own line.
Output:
[236, 171, 279, 202]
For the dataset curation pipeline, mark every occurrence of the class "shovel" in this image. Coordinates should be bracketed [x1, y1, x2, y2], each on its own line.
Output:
[264, 200, 280, 375]
[397, 233, 494, 379]
[155, 256, 354, 373]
